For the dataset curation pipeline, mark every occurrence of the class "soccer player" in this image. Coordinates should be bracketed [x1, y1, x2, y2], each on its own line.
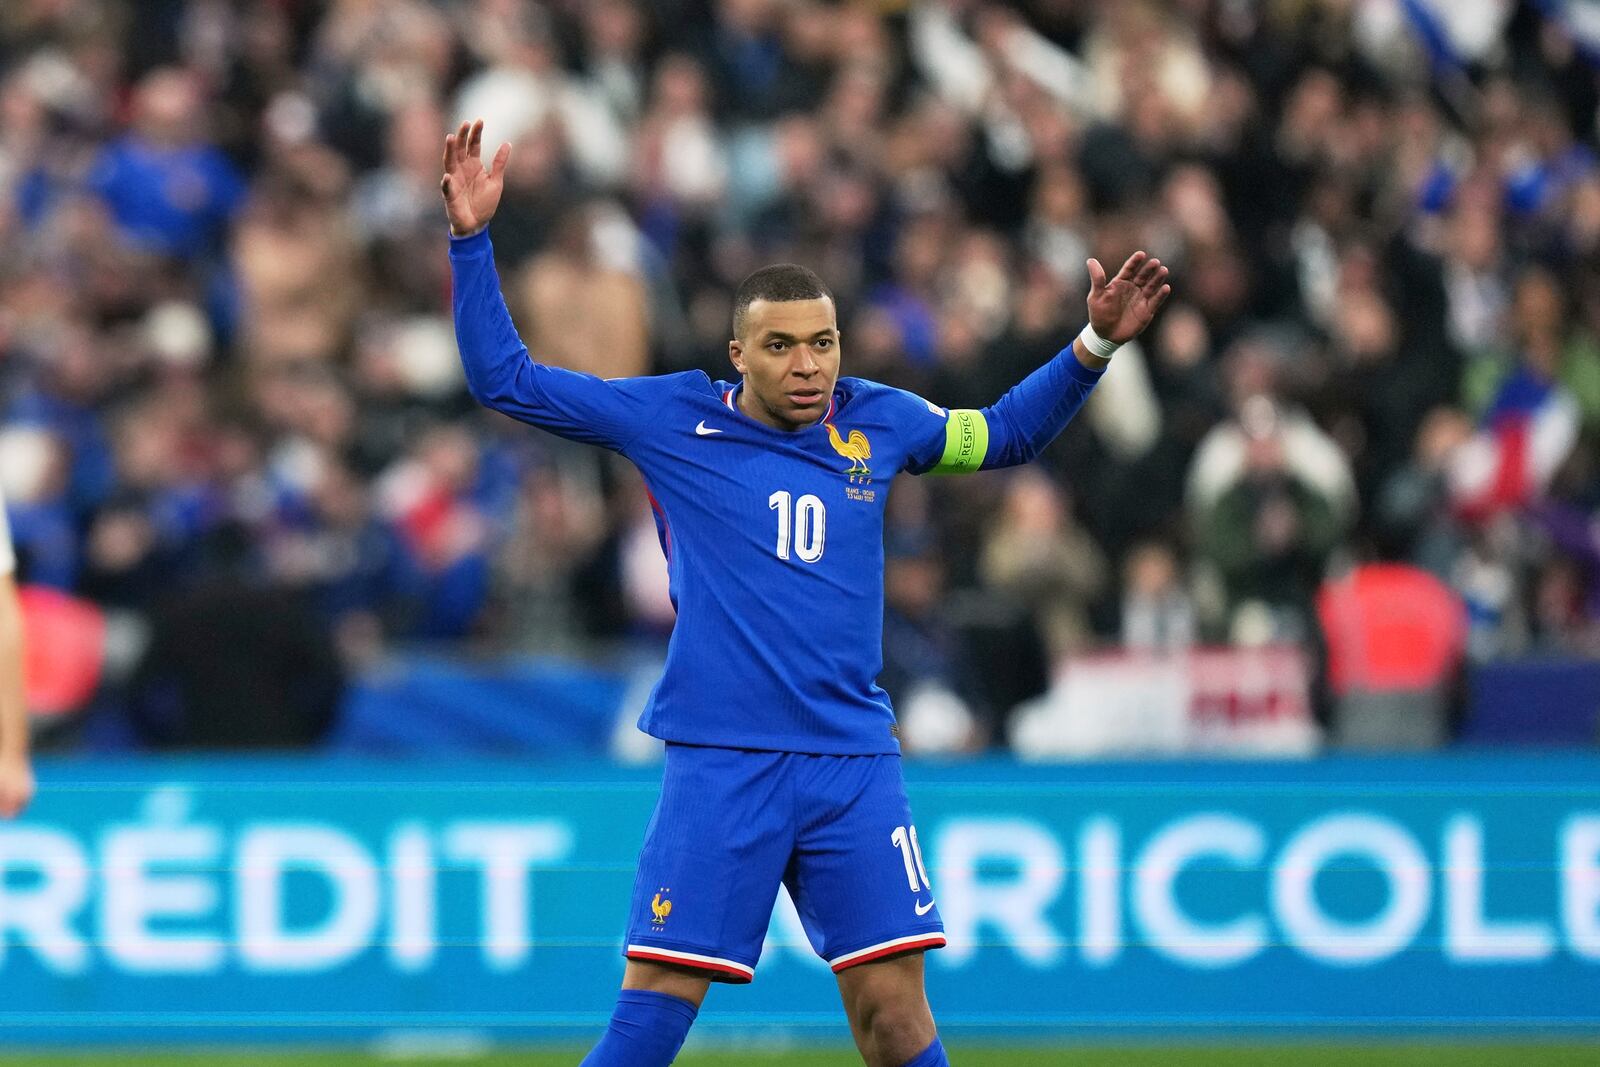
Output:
[443, 119, 1169, 1067]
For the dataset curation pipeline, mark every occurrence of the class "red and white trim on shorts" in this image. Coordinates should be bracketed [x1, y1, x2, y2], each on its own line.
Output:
[828, 932, 947, 973]
[626, 944, 755, 983]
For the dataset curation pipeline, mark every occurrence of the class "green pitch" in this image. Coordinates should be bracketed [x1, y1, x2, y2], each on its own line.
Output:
[3, 1046, 1599, 1066]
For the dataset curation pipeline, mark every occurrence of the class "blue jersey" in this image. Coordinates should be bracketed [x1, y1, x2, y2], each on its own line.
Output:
[450, 230, 1104, 754]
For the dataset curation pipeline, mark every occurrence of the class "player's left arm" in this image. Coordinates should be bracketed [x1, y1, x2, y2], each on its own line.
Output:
[912, 252, 1170, 474]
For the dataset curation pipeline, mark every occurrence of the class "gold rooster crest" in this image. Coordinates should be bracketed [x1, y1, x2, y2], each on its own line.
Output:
[651, 891, 672, 925]
[826, 423, 872, 483]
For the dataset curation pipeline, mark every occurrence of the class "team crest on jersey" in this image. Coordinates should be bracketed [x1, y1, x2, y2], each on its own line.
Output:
[825, 423, 872, 484]
[650, 888, 672, 926]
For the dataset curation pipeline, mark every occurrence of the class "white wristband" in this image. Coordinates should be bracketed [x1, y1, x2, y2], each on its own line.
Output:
[1077, 323, 1121, 359]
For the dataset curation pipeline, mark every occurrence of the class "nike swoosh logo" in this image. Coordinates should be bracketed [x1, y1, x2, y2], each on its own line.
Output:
[694, 421, 722, 436]
[914, 898, 936, 916]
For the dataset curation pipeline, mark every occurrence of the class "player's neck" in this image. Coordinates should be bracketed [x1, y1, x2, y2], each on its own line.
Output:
[737, 382, 822, 433]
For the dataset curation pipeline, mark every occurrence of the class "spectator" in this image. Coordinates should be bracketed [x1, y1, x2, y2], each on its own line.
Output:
[1188, 339, 1357, 526]
[691, 0, 821, 123]
[516, 202, 650, 380]
[632, 54, 727, 216]
[1120, 541, 1195, 652]
[233, 177, 362, 365]
[352, 97, 455, 313]
[1376, 407, 1474, 576]
[494, 460, 607, 654]
[881, 529, 980, 754]
[1194, 396, 1347, 642]
[452, 10, 627, 189]
[88, 68, 245, 260]
[129, 568, 343, 749]
[0, 425, 77, 589]
[576, 0, 650, 126]
[1464, 265, 1600, 431]
[377, 425, 493, 640]
[262, 455, 421, 664]
[979, 469, 1106, 660]
[1316, 562, 1467, 749]
[1449, 290, 1583, 525]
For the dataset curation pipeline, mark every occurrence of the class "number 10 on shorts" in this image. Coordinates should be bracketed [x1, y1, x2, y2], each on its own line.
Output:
[890, 825, 931, 893]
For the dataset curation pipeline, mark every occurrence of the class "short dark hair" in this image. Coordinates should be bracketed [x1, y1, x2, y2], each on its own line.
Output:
[732, 264, 833, 339]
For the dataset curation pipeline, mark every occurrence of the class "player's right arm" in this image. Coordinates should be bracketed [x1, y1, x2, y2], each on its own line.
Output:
[443, 120, 659, 451]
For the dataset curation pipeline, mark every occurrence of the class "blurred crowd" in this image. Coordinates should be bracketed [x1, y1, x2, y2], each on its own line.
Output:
[1, 0, 1598, 750]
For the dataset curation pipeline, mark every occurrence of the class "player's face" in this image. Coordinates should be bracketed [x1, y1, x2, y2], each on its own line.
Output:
[729, 297, 841, 431]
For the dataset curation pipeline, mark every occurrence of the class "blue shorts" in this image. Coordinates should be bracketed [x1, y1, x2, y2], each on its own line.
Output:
[622, 743, 945, 983]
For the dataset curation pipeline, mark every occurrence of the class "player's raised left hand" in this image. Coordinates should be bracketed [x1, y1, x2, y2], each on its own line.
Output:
[441, 118, 511, 238]
[1086, 251, 1171, 343]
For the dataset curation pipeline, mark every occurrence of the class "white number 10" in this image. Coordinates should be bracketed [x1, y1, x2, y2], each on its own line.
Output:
[890, 825, 932, 892]
[769, 491, 826, 563]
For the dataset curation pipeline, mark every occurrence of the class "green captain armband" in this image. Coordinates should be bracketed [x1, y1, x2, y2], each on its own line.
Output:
[929, 408, 989, 474]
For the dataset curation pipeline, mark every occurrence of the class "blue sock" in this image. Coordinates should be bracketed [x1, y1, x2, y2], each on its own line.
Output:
[900, 1037, 951, 1067]
[579, 988, 699, 1066]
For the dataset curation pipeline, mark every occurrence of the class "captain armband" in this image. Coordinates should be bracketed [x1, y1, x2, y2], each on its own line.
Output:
[928, 409, 989, 474]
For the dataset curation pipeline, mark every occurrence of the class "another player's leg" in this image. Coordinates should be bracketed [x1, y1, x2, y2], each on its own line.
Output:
[836, 950, 949, 1067]
[579, 960, 709, 1067]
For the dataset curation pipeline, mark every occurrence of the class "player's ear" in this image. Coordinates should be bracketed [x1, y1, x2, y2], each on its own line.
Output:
[728, 339, 746, 375]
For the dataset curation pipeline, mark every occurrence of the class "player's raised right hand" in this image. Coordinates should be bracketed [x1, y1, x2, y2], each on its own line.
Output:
[441, 118, 511, 238]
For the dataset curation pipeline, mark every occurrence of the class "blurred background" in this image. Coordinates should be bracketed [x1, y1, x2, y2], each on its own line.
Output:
[1, 0, 1599, 1063]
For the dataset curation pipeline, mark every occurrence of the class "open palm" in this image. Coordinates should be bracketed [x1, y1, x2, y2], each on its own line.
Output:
[441, 119, 512, 238]
[1086, 251, 1171, 343]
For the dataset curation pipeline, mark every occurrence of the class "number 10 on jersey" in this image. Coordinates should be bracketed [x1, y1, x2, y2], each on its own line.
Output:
[769, 491, 826, 562]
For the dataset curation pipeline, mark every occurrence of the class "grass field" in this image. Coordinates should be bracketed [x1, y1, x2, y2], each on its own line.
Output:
[3, 1046, 1598, 1066]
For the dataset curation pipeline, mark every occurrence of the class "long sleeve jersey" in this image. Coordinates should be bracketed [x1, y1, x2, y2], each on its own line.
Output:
[451, 229, 1104, 753]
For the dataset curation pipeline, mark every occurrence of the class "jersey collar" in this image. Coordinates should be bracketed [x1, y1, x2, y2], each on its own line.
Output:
[724, 382, 837, 425]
